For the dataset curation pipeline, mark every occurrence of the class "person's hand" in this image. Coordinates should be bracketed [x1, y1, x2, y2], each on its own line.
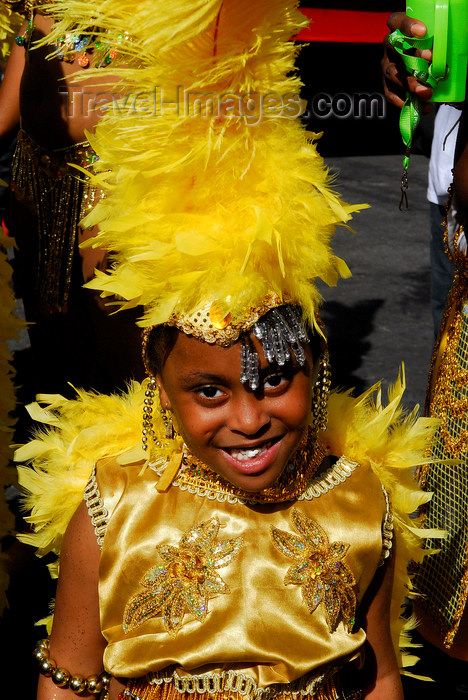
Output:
[382, 11, 433, 111]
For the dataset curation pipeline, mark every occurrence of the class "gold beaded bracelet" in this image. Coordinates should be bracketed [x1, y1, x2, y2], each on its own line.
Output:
[33, 638, 111, 697]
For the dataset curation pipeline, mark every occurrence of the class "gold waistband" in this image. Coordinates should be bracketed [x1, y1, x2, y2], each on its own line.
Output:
[13, 129, 98, 178]
[121, 665, 362, 700]
[10, 129, 102, 315]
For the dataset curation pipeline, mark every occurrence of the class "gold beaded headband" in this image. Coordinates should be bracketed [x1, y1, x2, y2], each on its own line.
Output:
[142, 303, 313, 390]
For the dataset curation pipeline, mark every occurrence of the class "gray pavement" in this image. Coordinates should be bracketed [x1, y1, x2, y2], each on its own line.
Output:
[318, 152, 434, 411]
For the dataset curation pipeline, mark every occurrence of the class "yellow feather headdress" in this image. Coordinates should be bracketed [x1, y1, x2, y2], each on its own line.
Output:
[39, 0, 366, 339]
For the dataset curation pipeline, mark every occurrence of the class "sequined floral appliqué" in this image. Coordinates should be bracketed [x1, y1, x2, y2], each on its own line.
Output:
[272, 509, 356, 632]
[124, 518, 243, 635]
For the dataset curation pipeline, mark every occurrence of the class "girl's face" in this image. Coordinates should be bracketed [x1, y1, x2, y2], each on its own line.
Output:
[156, 331, 316, 492]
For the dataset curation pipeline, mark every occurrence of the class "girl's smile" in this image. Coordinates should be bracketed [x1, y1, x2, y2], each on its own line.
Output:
[216, 435, 283, 475]
[155, 331, 316, 492]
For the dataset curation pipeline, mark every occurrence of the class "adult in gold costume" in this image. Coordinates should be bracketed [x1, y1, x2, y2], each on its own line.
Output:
[14, 2, 439, 699]
[0, 0, 143, 397]
[382, 10, 468, 696]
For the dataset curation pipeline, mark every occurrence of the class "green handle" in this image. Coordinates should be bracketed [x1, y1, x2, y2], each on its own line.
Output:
[432, 1, 449, 79]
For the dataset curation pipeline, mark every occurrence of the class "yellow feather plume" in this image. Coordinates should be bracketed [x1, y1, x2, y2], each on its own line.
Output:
[324, 366, 443, 672]
[15, 381, 174, 557]
[0, 1, 23, 60]
[35, 0, 366, 332]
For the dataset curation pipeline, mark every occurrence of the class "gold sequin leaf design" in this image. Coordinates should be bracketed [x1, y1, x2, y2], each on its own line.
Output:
[271, 509, 356, 632]
[123, 518, 243, 635]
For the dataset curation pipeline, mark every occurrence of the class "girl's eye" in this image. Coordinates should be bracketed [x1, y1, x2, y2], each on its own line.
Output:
[197, 386, 224, 399]
[264, 373, 287, 390]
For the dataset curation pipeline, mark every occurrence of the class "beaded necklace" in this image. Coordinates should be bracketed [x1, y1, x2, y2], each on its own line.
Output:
[149, 427, 329, 505]
[53, 30, 120, 68]
[13, 0, 120, 68]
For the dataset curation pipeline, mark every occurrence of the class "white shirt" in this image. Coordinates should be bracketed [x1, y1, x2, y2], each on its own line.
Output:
[427, 103, 461, 205]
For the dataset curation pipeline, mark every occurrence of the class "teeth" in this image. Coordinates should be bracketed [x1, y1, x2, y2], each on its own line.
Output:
[230, 445, 269, 461]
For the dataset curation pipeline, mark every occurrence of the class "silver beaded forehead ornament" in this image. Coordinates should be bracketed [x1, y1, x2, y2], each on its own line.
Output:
[240, 306, 309, 391]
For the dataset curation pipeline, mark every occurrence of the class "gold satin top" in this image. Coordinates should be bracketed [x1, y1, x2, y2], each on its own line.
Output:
[91, 449, 388, 684]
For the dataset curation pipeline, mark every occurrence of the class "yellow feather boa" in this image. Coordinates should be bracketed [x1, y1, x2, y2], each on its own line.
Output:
[0, 2, 23, 61]
[15, 371, 440, 671]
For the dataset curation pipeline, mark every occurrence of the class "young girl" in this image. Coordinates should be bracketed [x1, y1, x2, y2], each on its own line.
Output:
[19, 304, 434, 700]
[15, 2, 437, 699]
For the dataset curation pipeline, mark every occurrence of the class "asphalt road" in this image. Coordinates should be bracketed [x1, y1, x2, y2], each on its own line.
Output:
[318, 152, 434, 412]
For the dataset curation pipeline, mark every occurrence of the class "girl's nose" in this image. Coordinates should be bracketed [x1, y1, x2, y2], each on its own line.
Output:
[227, 393, 271, 436]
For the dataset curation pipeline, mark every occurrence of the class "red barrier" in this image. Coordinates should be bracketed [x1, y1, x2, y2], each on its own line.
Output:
[296, 9, 390, 43]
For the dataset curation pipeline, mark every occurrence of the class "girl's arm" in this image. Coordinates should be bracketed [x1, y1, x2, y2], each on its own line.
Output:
[36, 500, 124, 699]
[361, 552, 404, 700]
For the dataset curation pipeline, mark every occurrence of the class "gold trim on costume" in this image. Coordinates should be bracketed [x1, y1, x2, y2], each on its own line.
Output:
[167, 293, 286, 347]
[84, 467, 109, 550]
[123, 517, 243, 636]
[272, 509, 357, 633]
[122, 663, 362, 700]
[416, 272, 468, 646]
[173, 451, 359, 506]
[298, 457, 359, 501]
[168, 430, 327, 505]
[10, 129, 103, 315]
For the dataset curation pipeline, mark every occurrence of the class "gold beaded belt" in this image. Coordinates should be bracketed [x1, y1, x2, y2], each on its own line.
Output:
[119, 666, 362, 700]
[10, 129, 102, 315]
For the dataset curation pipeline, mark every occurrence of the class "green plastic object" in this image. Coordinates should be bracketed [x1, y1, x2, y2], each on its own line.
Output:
[406, 0, 468, 102]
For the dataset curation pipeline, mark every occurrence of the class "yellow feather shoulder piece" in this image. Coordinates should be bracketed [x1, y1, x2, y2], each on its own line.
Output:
[324, 367, 442, 673]
[15, 379, 172, 558]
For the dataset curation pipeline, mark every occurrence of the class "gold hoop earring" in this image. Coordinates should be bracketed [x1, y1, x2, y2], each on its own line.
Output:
[311, 352, 331, 432]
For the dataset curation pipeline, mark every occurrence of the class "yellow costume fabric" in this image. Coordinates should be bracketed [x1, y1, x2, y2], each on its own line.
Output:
[94, 451, 383, 682]
[16, 372, 437, 689]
